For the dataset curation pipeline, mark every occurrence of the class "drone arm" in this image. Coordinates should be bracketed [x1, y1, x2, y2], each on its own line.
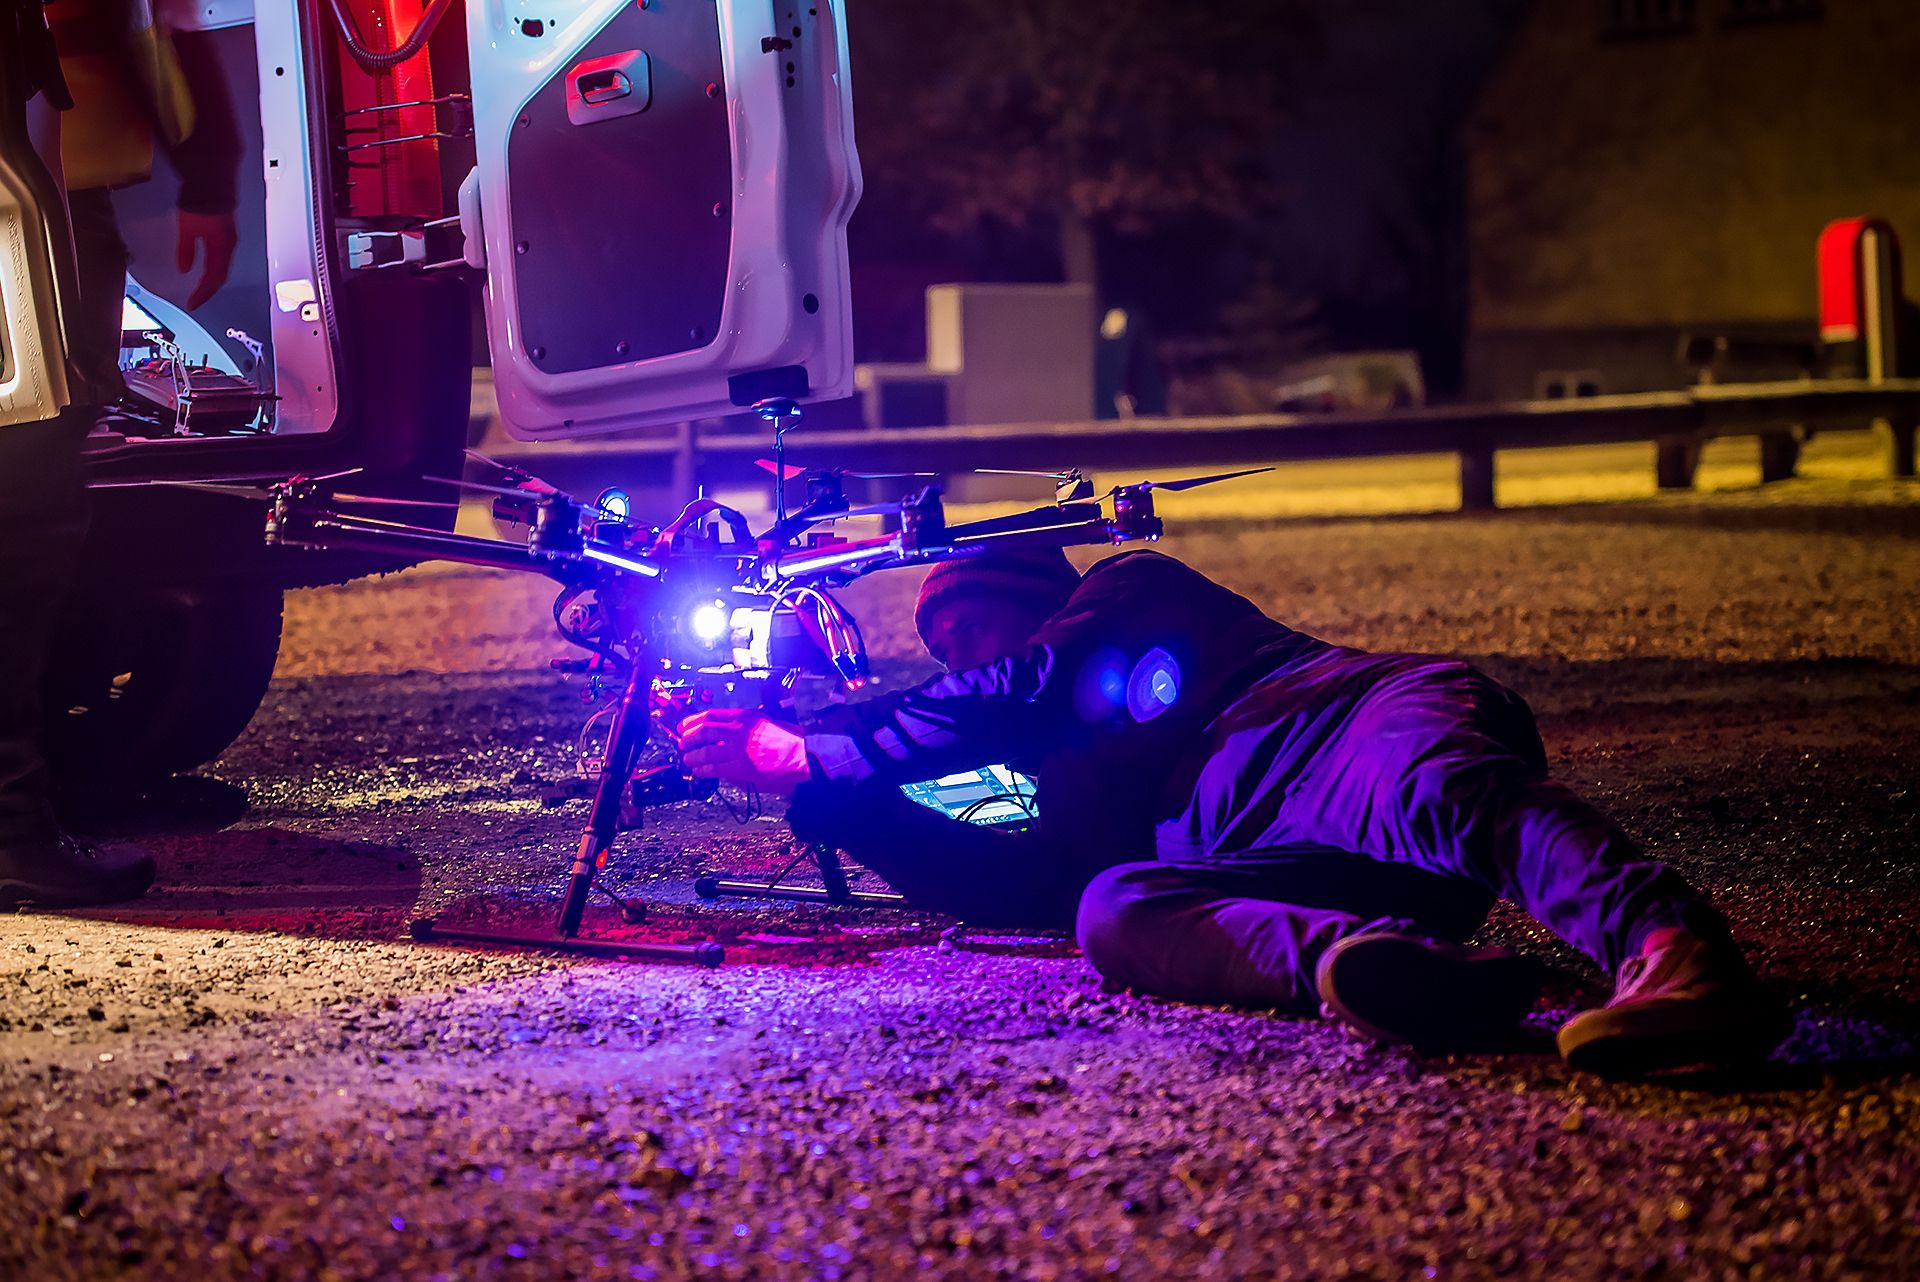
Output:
[268, 506, 554, 575]
[769, 514, 1112, 592]
[943, 503, 1104, 542]
[768, 530, 905, 580]
[951, 519, 1111, 556]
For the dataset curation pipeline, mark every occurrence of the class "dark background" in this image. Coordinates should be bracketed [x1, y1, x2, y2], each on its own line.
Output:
[845, 0, 1528, 399]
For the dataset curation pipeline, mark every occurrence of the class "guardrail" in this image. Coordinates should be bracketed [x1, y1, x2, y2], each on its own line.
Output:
[474, 378, 1920, 513]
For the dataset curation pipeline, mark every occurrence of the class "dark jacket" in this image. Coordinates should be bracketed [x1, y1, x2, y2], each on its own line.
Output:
[788, 550, 1326, 923]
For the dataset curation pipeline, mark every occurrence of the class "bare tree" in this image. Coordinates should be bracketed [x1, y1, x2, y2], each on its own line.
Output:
[848, 0, 1313, 297]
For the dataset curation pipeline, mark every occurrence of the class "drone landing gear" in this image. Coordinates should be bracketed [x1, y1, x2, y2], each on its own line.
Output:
[695, 843, 907, 908]
[407, 655, 725, 968]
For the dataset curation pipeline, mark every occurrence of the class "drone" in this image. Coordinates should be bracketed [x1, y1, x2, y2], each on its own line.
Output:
[254, 398, 1269, 966]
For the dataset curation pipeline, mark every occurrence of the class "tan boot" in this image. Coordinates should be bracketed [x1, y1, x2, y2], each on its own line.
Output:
[1556, 929, 1792, 1077]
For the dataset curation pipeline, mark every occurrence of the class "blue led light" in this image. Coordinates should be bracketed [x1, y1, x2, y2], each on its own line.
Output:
[595, 487, 632, 520]
[582, 545, 660, 576]
[1125, 647, 1180, 722]
[1073, 647, 1130, 722]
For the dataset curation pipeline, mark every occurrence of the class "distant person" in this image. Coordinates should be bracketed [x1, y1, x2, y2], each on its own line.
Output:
[678, 549, 1793, 1078]
[0, 0, 238, 908]
[1094, 306, 1169, 419]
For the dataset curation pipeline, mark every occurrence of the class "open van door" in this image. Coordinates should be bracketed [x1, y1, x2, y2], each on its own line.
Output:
[464, 0, 860, 440]
[0, 42, 74, 431]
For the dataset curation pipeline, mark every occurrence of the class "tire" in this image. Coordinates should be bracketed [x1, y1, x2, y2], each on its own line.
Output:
[41, 584, 284, 780]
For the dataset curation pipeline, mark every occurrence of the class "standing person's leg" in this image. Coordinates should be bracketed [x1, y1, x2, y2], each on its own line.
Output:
[0, 187, 154, 907]
[0, 412, 93, 852]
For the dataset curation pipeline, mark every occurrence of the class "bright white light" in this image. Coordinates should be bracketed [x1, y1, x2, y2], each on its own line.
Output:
[689, 602, 729, 644]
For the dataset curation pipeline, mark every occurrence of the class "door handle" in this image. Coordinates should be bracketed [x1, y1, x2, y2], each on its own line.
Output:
[576, 69, 631, 105]
[565, 51, 651, 125]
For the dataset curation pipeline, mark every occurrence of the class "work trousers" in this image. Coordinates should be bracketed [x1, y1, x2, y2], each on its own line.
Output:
[1075, 651, 1729, 1012]
[0, 410, 94, 848]
[0, 187, 123, 848]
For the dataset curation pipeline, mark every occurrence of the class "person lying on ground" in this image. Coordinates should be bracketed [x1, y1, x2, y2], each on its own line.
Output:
[676, 548, 1792, 1078]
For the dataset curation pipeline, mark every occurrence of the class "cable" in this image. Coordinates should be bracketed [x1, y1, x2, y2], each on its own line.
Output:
[772, 585, 868, 683]
[653, 498, 752, 555]
[714, 781, 762, 824]
[575, 704, 617, 773]
[552, 585, 629, 672]
[957, 792, 1037, 823]
[325, 0, 456, 71]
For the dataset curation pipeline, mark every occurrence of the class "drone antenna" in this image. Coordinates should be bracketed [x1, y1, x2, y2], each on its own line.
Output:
[753, 398, 804, 528]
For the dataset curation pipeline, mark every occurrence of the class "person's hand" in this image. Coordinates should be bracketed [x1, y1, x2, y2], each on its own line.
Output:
[676, 708, 810, 794]
[176, 209, 238, 310]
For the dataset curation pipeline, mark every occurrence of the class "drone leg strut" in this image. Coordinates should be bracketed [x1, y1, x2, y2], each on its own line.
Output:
[557, 659, 651, 938]
[407, 658, 724, 967]
[693, 843, 908, 908]
[813, 844, 852, 901]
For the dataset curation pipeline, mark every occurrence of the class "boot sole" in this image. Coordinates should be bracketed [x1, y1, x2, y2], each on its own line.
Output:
[0, 873, 156, 910]
[1316, 934, 1544, 1051]
[1557, 997, 1795, 1078]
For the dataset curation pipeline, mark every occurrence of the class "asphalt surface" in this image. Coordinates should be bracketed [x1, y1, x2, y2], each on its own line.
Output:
[6, 476, 1920, 1280]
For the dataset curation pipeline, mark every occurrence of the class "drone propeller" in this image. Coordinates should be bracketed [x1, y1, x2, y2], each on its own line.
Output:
[157, 481, 275, 500]
[458, 452, 565, 495]
[754, 459, 938, 481]
[153, 480, 457, 508]
[421, 474, 567, 501]
[1117, 467, 1274, 494]
[330, 495, 461, 508]
[811, 501, 901, 522]
[972, 467, 1095, 502]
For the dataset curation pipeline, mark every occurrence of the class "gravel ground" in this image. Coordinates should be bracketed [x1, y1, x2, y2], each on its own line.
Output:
[5, 466, 1920, 1280]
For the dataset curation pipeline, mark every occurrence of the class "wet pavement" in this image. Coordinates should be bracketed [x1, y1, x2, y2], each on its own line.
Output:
[5, 486, 1920, 1280]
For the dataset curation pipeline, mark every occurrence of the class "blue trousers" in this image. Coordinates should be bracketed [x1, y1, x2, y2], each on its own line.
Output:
[1075, 650, 1728, 1012]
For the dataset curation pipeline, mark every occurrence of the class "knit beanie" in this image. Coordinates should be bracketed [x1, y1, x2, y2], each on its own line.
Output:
[914, 548, 1082, 645]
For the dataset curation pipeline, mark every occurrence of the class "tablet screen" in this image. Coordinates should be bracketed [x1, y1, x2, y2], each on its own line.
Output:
[898, 764, 1037, 828]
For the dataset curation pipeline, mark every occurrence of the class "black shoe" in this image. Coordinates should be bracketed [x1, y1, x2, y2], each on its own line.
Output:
[1314, 931, 1545, 1051]
[0, 830, 155, 909]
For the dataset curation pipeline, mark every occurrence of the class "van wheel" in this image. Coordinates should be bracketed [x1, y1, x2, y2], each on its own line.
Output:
[41, 585, 283, 780]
